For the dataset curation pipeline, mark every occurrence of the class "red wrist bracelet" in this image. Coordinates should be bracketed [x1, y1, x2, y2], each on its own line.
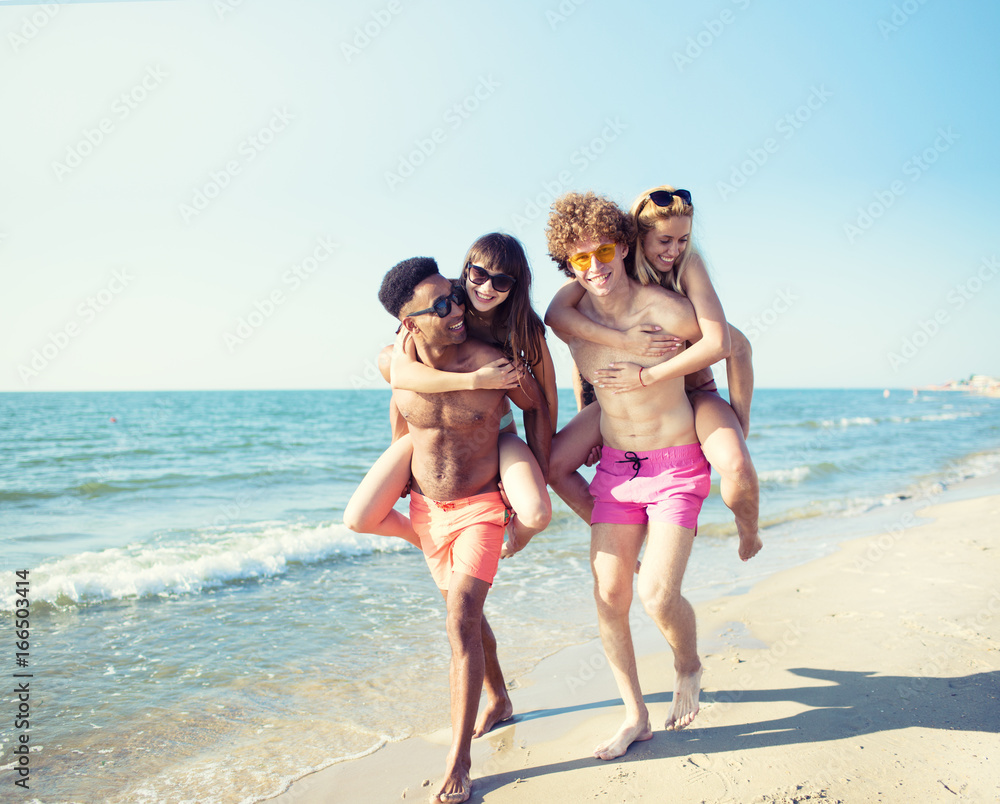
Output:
[639, 368, 647, 388]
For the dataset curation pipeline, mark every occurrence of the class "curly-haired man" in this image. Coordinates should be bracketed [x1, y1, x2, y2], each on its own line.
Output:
[546, 191, 709, 760]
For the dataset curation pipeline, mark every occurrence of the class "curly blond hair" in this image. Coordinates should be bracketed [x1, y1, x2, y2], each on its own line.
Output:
[545, 191, 636, 278]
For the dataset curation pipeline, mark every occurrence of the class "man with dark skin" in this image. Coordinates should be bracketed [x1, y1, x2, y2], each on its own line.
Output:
[375, 257, 551, 804]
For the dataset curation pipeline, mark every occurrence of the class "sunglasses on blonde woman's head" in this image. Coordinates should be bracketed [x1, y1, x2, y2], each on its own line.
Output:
[467, 263, 517, 293]
[647, 189, 692, 208]
[406, 290, 464, 318]
[567, 243, 617, 271]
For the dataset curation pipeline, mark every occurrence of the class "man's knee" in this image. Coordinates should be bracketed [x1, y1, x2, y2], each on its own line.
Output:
[447, 607, 484, 648]
[637, 575, 681, 616]
[593, 575, 632, 616]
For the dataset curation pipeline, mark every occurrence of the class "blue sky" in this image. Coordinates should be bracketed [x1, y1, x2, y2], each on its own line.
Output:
[1, 0, 997, 392]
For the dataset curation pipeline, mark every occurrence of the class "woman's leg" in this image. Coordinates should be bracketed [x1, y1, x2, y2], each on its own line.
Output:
[690, 392, 762, 561]
[547, 402, 603, 524]
[725, 326, 753, 438]
[497, 433, 551, 555]
[343, 435, 420, 547]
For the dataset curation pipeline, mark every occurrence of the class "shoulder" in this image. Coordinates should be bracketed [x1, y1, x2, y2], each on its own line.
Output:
[636, 282, 698, 335]
[684, 249, 708, 273]
[636, 281, 694, 315]
[678, 250, 714, 295]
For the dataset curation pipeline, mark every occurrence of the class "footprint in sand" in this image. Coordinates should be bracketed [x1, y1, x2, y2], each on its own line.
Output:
[681, 754, 733, 800]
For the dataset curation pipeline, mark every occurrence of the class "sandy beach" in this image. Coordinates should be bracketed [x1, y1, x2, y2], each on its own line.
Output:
[270, 483, 1000, 804]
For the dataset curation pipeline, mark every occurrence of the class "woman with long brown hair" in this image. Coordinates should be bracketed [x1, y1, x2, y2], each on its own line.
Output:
[345, 231, 557, 564]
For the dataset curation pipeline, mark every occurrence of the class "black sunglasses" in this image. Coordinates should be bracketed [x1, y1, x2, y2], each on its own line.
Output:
[467, 263, 517, 293]
[648, 189, 692, 207]
[407, 289, 465, 319]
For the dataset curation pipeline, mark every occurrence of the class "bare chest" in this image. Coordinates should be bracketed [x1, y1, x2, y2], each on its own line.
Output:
[395, 388, 504, 431]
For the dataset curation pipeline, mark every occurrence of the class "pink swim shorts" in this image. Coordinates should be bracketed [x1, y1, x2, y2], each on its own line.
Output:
[409, 491, 509, 590]
[589, 443, 711, 529]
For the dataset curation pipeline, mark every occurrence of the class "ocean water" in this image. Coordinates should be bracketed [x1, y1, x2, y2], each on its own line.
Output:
[1, 388, 999, 803]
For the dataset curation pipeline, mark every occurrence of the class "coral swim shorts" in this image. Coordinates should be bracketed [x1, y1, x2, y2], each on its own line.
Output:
[590, 443, 711, 529]
[409, 491, 509, 590]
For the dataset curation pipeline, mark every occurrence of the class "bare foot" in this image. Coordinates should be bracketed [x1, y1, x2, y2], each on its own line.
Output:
[593, 717, 653, 760]
[472, 694, 513, 738]
[737, 522, 763, 562]
[430, 772, 471, 804]
[666, 666, 703, 731]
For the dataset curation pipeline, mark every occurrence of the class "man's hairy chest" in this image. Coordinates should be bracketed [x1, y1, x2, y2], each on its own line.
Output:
[395, 389, 503, 431]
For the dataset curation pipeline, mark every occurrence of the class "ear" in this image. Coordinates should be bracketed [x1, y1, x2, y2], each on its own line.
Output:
[621, 242, 629, 259]
[402, 317, 420, 335]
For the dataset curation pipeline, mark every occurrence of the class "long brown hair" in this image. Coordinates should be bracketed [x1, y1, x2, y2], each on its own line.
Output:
[460, 233, 546, 368]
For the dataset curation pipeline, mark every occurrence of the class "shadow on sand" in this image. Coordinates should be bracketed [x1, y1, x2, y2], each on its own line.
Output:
[473, 668, 1000, 799]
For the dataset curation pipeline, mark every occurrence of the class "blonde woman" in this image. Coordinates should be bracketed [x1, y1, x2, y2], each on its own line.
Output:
[545, 186, 761, 561]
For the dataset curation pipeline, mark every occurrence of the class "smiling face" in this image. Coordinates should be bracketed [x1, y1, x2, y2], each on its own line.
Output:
[402, 274, 466, 345]
[567, 239, 628, 297]
[464, 264, 513, 314]
[641, 216, 692, 274]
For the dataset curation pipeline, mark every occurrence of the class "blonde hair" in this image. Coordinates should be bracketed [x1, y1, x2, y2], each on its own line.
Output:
[628, 185, 695, 295]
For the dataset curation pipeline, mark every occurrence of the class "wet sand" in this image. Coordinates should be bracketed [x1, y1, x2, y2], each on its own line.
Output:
[270, 491, 1000, 804]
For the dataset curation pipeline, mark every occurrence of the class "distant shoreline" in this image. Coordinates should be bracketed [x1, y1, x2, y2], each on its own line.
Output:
[915, 375, 1000, 397]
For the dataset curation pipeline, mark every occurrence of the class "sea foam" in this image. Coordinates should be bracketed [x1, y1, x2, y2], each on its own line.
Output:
[0, 522, 410, 611]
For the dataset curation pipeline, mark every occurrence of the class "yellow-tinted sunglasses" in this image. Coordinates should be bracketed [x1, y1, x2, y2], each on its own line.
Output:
[567, 243, 617, 271]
